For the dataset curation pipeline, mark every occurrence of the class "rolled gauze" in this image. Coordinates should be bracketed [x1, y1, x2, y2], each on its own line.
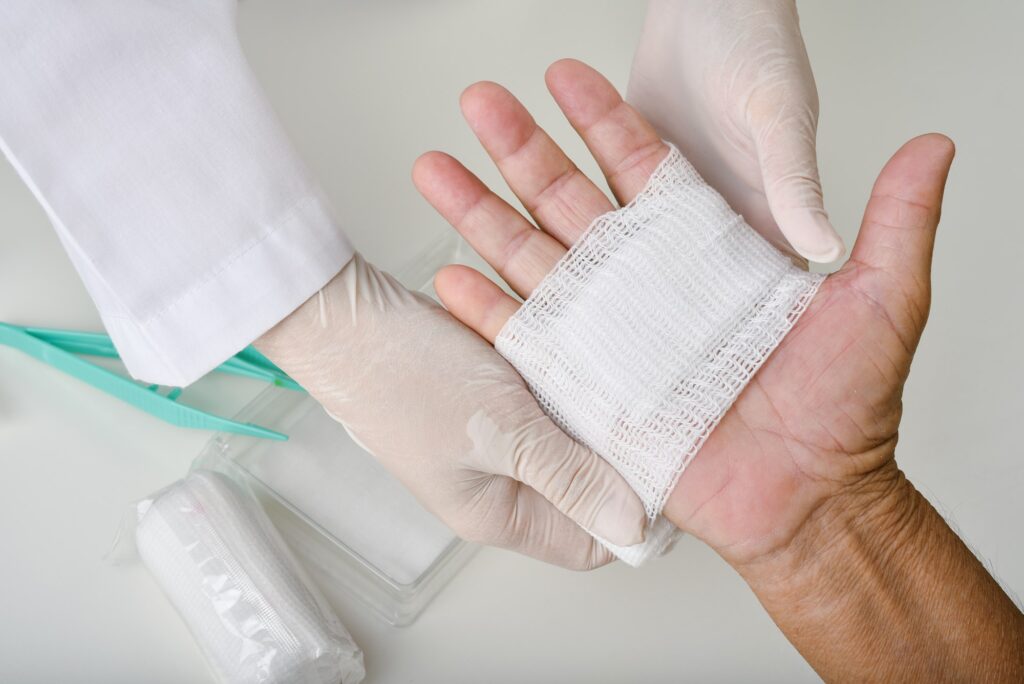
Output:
[496, 144, 824, 566]
[135, 470, 365, 684]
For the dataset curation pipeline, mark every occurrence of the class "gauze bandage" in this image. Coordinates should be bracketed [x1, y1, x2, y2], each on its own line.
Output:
[496, 145, 824, 566]
[134, 470, 365, 684]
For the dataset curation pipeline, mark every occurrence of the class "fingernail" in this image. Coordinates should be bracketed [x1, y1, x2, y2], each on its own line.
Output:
[792, 213, 846, 263]
[591, 492, 647, 546]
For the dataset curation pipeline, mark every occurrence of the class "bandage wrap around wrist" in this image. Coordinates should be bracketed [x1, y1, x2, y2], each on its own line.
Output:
[495, 145, 823, 566]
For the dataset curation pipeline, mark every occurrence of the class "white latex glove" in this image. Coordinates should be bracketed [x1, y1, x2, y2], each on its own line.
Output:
[628, 0, 845, 263]
[255, 255, 647, 569]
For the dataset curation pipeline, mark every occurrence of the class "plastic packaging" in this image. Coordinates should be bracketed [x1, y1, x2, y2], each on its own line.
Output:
[195, 377, 478, 627]
[128, 469, 365, 684]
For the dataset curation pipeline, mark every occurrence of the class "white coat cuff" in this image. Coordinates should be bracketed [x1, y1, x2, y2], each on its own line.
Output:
[106, 202, 354, 387]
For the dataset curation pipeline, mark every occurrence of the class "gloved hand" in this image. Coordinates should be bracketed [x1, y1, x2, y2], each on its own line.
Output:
[628, 0, 845, 263]
[255, 254, 646, 569]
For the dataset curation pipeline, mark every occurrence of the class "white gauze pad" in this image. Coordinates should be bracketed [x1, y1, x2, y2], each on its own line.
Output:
[135, 470, 365, 684]
[495, 144, 824, 566]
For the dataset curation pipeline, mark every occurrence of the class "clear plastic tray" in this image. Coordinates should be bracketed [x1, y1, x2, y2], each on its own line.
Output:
[194, 389, 477, 627]
[193, 234, 488, 626]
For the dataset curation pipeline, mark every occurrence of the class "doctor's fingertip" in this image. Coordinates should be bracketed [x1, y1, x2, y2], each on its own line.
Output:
[784, 211, 846, 264]
[591, 491, 648, 547]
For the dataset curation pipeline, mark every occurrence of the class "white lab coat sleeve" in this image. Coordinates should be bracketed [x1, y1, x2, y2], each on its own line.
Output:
[0, 0, 355, 386]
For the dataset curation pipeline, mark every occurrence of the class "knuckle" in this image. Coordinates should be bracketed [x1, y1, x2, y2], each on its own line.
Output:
[562, 540, 613, 572]
[516, 433, 598, 508]
[552, 459, 600, 514]
[454, 516, 499, 546]
[867, 193, 936, 232]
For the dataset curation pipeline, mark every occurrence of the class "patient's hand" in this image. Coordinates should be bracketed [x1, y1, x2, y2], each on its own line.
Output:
[415, 58, 1024, 682]
[412, 58, 951, 568]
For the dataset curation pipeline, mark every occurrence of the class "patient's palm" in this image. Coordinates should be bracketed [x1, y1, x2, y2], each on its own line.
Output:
[668, 271, 905, 561]
[665, 145, 948, 565]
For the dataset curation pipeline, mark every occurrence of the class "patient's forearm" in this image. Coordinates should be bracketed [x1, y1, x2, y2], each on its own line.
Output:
[734, 463, 1024, 682]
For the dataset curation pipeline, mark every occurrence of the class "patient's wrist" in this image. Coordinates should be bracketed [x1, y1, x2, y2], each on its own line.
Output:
[735, 459, 919, 590]
[732, 460, 1024, 681]
[732, 462, 929, 676]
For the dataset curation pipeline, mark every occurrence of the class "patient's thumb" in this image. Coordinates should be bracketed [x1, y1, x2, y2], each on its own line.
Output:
[848, 134, 954, 299]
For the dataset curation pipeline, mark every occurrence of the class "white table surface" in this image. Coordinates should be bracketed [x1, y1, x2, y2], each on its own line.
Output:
[2, 2, 1022, 682]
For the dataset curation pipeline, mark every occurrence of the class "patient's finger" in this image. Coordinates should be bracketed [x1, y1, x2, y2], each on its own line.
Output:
[413, 151, 565, 298]
[546, 59, 669, 205]
[434, 265, 517, 344]
[460, 81, 615, 248]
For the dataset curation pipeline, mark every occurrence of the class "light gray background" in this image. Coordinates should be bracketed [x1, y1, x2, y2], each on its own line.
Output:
[1, 1, 1022, 682]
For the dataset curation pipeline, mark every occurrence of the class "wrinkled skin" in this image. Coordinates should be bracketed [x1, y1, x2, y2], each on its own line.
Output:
[664, 178, 942, 565]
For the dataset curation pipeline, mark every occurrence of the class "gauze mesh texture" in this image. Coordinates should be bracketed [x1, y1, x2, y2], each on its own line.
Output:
[135, 470, 365, 684]
[495, 144, 824, 566]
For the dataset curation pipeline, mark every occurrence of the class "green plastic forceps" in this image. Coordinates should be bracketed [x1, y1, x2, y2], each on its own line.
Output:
[0, 322, 303, 440]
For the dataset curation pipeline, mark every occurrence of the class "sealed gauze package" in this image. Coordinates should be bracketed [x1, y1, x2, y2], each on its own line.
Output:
[496, 144, 824, 566]
[130, 469, 365, 684]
